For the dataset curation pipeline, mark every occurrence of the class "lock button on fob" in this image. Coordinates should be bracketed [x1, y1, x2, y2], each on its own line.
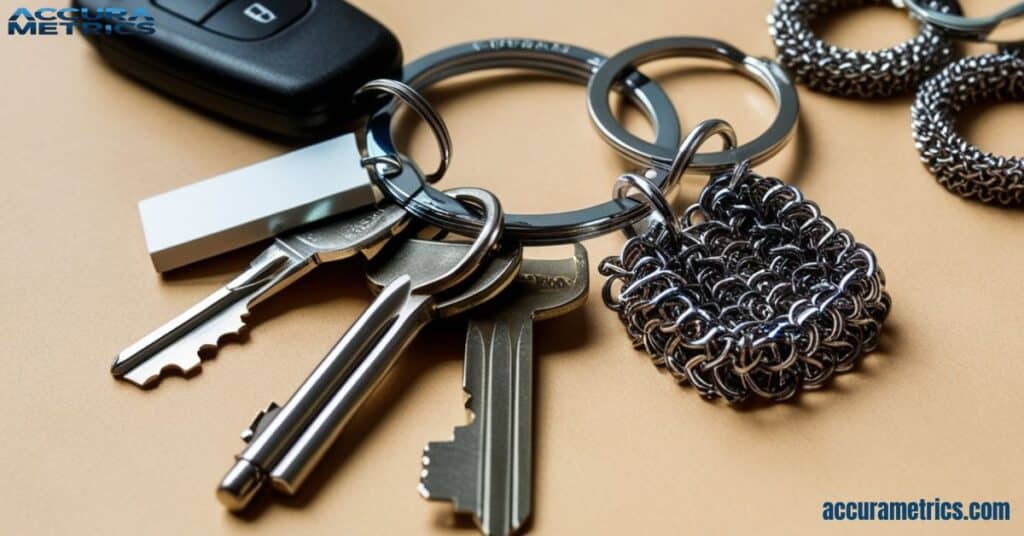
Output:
[205, 0, 311, 40]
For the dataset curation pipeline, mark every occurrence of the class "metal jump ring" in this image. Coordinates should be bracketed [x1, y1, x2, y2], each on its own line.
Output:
[768, 0, 962, 98]
[665, 119, 739, 187]
[587, 36, 799, 172]
[363, 38, 684, 245]
[616, 119, 740, 238]
[417, 187, 504, 296]
[355, 79, 452, 184]
[903, 0, 1024, 44]
[911, 50, 1024, 205]
[613, 173, 682, 239]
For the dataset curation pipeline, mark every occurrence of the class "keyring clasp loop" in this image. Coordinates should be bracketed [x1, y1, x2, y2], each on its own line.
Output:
[416, 187, 504, 295]
[615, 119, 740, 239]
[665, 119, 738, 187]
[902, 0, 1024, 46]
[587, 36, 798, 173]
[355, 79, 453, 184]
[362, 38, 685, 245]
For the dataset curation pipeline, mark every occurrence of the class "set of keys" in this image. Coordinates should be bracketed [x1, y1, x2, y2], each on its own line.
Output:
[119, 184, 589, 534]
[112, 34, 806, 534]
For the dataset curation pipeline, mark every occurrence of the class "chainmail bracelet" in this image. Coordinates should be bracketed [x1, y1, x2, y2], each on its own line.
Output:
[600, 165, 891, 403]
[911, 49, 1024, 205]
[769, 0, 960, 98]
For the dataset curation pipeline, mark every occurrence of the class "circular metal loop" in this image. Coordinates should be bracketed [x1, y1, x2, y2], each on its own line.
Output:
[587, 36, 799, 173]
[417, 187, 504, 296]
[911, 50, 1024, 205]
[613, 173, 683, 239]
[665, 119, 739, 188]
[363, 38, 684, 245]
[355, 78, 452, 184]
[769, 0, 962, 98]
[903, 0, 1024, 44]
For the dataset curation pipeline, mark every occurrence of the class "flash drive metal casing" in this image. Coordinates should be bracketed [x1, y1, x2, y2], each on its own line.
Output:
[139, 134, 377, 272]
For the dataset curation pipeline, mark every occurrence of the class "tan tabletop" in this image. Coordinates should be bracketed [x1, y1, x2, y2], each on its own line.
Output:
[2, 0, 1022, 534]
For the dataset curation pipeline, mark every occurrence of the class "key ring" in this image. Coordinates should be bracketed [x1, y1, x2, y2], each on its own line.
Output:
[587, 36, 799, 173]
[769, 0, 962, 97]
[599, 120, 891, 403]
[363, 38, 684, 245]
[354, 79, 453, 184]
[902, 0, 1024, 44]
[614, 119, 738, 239]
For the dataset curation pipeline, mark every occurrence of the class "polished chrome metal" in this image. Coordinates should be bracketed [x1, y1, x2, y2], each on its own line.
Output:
[138, 133, 379, 272]
[355, 79, 453, 184]
[599, 122, 892, 403]
[615, 119, 738, 239]
[113, 204, 410, 388]
[902, 0, 1024, 44]
[420, 244, 589, 536]
[614, 174, 684, 239]
[587, 36, 799, 172]
[363, 38, 685, 245]
[769, 0, 962, 98]
[137, 78, 452, 272]
[217, 188, 525, 511]
[912, 50, 1024, 204]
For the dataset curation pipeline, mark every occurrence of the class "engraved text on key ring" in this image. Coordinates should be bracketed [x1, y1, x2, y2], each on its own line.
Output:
[587, 36, 799, 173]
[362, 38, 684, 245]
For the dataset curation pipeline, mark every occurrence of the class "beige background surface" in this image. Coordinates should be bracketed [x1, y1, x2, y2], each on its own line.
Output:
[2, 0, 1022, 534]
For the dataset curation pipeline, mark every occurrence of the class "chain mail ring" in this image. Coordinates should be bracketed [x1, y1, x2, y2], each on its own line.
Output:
[599, 121, 891, 404]
[769, 0, 961, 98]
[911, 50, 1024, 205]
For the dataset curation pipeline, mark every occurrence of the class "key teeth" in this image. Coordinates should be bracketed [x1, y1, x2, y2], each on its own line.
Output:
[122, 353, 204, 388]
[116, 307, 251, 389]
[419, 429, 479, 515]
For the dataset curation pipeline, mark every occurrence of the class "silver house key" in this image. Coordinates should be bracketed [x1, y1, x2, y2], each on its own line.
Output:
[114, 79, 456, 387]
[420, 244, 589, 536]
[217, 188, 522, 511]
[112, 203, 409, 388]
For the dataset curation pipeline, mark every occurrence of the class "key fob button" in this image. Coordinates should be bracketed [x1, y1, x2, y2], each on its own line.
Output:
[152, 0, 227, 22]
[204, 0, 311, 40]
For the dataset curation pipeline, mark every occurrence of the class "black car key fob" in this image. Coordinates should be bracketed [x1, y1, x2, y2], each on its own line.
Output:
[73, 0, 402, 138]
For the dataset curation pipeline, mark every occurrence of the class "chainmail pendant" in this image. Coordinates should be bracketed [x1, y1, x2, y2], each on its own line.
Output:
[600, 158, 891, 404]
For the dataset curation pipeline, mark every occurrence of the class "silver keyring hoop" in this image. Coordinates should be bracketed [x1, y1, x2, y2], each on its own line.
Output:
[363, 38, 683, 245]
[587, 36, 799, 173]
[354, 79, 452, 184]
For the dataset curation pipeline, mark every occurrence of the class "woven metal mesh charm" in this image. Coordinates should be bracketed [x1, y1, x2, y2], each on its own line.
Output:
[768, 0, 960, 98]
[911, 50, 1024, 205]
[600, 166, 891, 403]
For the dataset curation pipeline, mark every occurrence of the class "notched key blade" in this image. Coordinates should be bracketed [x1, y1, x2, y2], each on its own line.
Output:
[419, 320, 488, 514]
[421, 245, 590, 535]
[420, 426, 482, 512]
[112, 251, 295, 388]
[118, 297, 253, 388]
